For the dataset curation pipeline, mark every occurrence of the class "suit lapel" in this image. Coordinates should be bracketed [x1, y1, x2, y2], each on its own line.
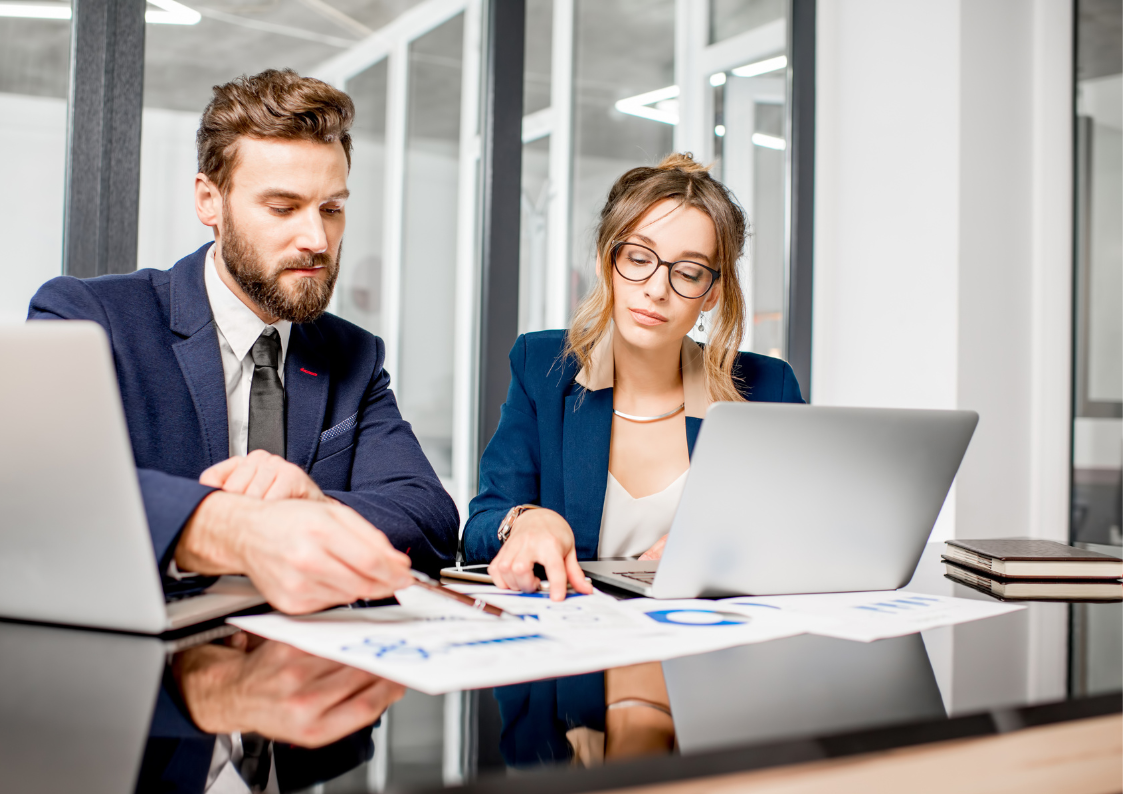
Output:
[284, 324, 330, 472]
[686, 417, 702, 457]
[562, 388, 613, 560]
[169, 245, 229, 468]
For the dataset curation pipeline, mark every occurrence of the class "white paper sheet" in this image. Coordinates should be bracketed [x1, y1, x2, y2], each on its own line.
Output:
[229, 585, 810, 695]
[720, 590, 1024, 642]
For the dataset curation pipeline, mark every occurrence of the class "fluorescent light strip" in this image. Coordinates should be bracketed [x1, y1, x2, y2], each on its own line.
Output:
[732, 55, 787, 78]
[0, 3, 70, 18]
[709, 72, 727, 87]
[0, 0, 200, 23]
[752, 132, 786, 150]
[614, 84, 679, 126]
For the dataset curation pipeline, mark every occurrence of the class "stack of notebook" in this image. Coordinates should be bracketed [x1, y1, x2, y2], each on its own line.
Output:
[942, 539, 1123, 601]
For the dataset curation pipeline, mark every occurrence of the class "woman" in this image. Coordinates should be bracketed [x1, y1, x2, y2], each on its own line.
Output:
[463, 153, 804, 601]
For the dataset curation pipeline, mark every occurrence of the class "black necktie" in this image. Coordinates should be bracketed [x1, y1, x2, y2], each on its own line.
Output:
[237, 732, 273, 793]
[247, 327, 285, 457]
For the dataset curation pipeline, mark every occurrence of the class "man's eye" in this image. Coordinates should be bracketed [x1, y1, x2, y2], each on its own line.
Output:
[322, 207, 343, 215]
[270, 206, 294, 215]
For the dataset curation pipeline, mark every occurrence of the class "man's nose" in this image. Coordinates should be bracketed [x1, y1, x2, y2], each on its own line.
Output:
[294, 207, 329, 254]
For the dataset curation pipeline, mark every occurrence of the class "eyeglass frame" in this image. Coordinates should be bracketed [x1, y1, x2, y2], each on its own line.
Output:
[609, 241, 722, 300]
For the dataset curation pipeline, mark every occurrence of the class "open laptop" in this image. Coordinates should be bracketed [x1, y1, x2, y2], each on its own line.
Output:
[0, 321, 266, 634]
[580, 402, 978, 598]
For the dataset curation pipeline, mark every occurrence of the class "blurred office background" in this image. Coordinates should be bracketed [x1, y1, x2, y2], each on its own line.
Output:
[0, 0, 1118, 788]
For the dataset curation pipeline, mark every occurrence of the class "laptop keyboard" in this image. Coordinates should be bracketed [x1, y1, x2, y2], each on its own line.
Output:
[619, 571, 657, 585]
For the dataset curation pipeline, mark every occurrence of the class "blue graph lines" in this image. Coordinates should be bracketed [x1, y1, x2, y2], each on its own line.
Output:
[853, 595, 941, 615]
[341, 633, 551, 662]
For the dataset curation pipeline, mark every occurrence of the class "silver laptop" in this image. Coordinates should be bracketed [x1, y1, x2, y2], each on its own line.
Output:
[580, 402, 978, 598]
[0, 321, 266, 634]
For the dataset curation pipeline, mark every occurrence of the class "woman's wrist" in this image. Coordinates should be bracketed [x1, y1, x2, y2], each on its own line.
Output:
[498, 504, 540, 543]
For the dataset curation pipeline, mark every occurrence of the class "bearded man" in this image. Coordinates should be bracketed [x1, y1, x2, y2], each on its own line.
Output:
[28, 69, 458, 614]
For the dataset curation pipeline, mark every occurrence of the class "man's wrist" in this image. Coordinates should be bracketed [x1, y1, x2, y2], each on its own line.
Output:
[175, 491, 252, 575]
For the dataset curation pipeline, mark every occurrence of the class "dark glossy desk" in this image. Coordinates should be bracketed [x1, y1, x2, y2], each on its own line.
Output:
[1, 543, 1119, 794]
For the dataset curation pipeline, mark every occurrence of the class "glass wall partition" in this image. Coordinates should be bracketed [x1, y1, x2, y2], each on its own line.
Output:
[1072, 0, 1122, 550]
[398, 13, 466, 480]
[570, 0, 675, 311]
[338, 59, 389, 337]
[0, 10, 70, 321]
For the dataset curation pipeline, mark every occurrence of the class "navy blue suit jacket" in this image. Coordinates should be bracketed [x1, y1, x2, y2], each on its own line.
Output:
[28, 243, 459, 575]
[463, 330, 804, 563]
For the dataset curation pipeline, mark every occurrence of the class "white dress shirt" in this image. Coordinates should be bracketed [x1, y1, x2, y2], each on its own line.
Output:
[203, 244, 292, 458]
[198, 244, 287, 794]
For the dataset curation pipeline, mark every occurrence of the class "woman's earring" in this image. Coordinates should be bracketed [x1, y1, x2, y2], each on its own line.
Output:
[697, 314, 705, 333]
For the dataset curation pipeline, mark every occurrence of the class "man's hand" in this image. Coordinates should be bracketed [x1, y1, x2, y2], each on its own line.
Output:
[487, 508, 594, 601]
[176, 492, 415, 614]
[638, 534, 668, 561]
[175, 635, 406, 748]
[200, 450, 329, 502]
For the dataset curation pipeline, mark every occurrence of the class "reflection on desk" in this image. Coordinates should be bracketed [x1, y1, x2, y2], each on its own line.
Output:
[0, 543, 1118, 793]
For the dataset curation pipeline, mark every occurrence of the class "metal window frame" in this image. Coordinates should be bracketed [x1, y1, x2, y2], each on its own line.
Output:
[476, 0, 526, 460]
[63, 0, 146, 278]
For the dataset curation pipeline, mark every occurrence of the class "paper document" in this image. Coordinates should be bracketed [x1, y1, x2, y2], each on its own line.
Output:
[230, 585, 809, 695]
[720, 590, 1024, 643]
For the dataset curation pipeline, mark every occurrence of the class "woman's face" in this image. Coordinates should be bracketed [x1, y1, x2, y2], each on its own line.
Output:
[610, 198, 721, 352]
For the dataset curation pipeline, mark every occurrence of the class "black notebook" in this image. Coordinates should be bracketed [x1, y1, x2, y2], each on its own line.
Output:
[942, 539, 1122, 580]
[943, 561, 1123, 601]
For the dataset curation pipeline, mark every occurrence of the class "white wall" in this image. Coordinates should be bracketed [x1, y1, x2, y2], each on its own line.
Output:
[0, 93, 68, 324]
[815, 0, 1074, 708]
[814, 0, 1072, 545]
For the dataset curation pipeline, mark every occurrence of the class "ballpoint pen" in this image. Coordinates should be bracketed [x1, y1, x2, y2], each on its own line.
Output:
[409, 570, 520, 620]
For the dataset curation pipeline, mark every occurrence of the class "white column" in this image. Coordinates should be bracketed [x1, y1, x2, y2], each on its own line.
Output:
[545, 0, 574, 329]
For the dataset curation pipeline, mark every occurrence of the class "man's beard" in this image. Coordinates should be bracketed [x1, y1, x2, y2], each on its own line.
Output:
[221, 210, 341, 324]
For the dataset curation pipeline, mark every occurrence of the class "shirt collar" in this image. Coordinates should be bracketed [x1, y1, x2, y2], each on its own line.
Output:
[204, 243, 292, 365]
[574, 322, 711, 418]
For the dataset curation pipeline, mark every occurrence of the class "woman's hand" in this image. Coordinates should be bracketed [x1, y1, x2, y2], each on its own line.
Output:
[488, 508, 595, 601]
[638, 534, 668, 561]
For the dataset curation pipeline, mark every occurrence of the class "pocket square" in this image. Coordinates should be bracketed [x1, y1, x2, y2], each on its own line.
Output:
[320, 412, 358, 443]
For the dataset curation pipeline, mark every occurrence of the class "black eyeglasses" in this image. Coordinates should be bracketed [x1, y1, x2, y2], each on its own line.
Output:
[611, 241, 721, 300]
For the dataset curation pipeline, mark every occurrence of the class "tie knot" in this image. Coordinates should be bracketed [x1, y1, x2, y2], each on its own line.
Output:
[251, 327, 281, 369]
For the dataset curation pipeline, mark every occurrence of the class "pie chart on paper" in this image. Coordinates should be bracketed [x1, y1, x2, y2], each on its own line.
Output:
[644, 609, 751, 627]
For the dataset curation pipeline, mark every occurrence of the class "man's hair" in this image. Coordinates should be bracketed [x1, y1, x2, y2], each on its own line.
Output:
[197, 68, 355, 194]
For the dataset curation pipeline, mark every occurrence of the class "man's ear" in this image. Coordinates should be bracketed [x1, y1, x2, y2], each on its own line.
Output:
[195, 174, 221, 229]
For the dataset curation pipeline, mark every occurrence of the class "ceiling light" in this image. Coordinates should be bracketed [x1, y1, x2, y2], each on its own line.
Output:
[709, 72, 727, 87]
[752, 132, 786, 150]
[0, 3, 71, 19]
[615, 85, 679, 125]
[146, 0, 200, 25]
[0, 0, 200, 23]
[732, 55, 787, 78]
[714, 125, 726, 137]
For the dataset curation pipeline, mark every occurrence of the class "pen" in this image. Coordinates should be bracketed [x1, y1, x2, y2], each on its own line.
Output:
[409, 570, 519, 620]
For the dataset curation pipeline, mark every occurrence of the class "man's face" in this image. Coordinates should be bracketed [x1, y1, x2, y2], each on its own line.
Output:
[212, 137, 349, 323]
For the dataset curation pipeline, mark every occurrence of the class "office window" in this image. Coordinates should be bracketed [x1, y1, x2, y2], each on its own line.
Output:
[0, 13, 70, 321]
[1072, 0, 1122, 548]
[518, 0, 552, 335]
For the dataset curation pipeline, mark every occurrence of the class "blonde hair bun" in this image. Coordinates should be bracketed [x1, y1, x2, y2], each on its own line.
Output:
[656, 152, 710, 174]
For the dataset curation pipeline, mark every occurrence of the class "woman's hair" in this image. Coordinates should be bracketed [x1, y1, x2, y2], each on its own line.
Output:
[564, 153, 748, 402]
[197, 68, 355, 195]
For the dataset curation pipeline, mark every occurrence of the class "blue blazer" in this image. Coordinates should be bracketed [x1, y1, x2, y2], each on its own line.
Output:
[463, 330, 804, 563]
[28, 243, 459, 575]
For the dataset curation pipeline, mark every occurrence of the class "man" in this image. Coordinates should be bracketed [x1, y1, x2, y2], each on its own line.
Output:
[29, 68, 459, 614]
